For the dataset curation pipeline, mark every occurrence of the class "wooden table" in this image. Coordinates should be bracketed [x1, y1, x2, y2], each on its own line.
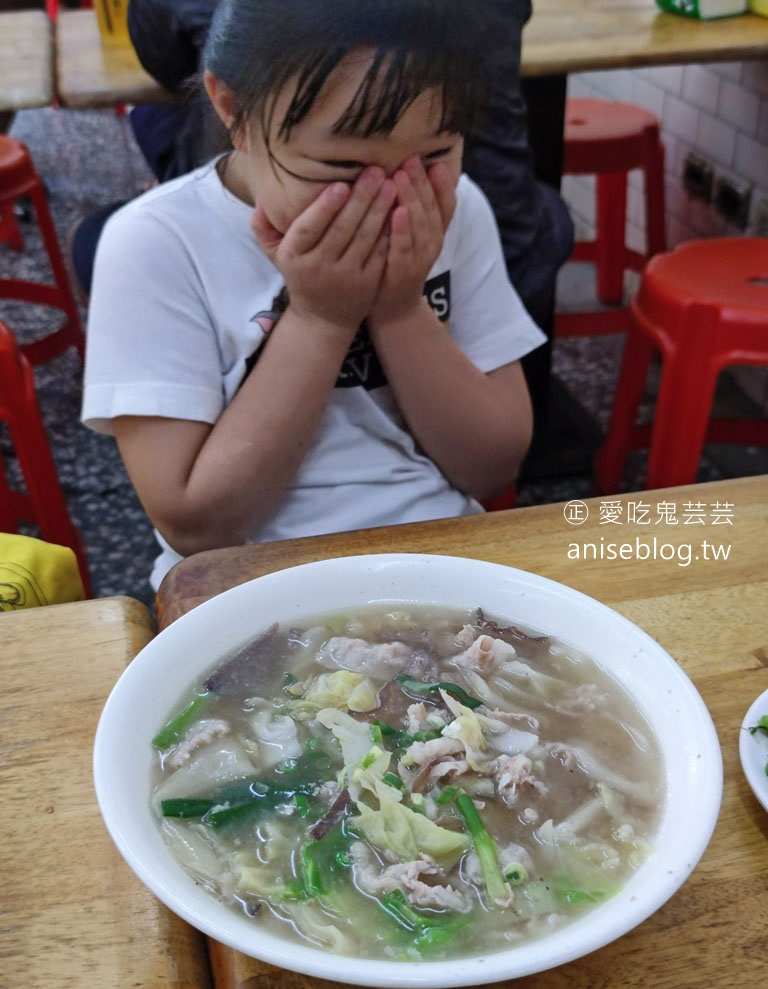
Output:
[55, 8, 173, 109]
[522, 0, 768, 76]
[0, 595, 213, 989]
[0, 10, 54, 113]
[156, 473, 768, 989]
[53, 1, 768, 107]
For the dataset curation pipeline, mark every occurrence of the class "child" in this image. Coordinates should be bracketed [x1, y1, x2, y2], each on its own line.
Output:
[82, 0, 547, 591]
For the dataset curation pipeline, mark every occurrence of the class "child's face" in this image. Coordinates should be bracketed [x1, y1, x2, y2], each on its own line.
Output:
[228, 52, 464, 234]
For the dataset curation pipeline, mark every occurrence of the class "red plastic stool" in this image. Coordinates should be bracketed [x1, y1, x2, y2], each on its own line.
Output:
[0, 135, 86, 367]
[0, 200, 24, 251]
[0, 321, 91, 595]
[594, 238, 768, 492]
[557, 98, 667, 337]
[481, 484, 517, 513]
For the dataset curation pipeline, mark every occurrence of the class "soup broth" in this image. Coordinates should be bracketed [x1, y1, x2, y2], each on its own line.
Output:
[151, 605, 663, 961]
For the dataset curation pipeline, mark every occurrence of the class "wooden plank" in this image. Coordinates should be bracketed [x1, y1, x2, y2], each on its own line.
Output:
[522, 0, 768, 75]
[0, 596, 213, 989]
[156, 475, 765, 628]
[0, 11, 53, 112]
[55, 9, 173, 109]
[54, 3, 768, 107]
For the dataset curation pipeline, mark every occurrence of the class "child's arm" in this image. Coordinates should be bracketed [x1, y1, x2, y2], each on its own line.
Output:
[368, 160, 534, 501]
[114, 172, 395, 558]
[369, 302, 533, 501]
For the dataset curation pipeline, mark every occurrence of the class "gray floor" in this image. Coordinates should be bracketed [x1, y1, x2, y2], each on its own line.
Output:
[2, 106, 766, 609]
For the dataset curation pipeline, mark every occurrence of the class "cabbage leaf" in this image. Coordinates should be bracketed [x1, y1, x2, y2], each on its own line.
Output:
[302, 671, 380, 712]
[356, 788, 470, 866]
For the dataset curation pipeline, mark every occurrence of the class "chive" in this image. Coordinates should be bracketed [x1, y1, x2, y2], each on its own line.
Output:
[436, 785, 459, 805]
[299, 841, 324, 897]
[408, 730, 443, 743]
[383, 772, 406, 792]
[370, 723, 384, 746]
[395, 676, 483, 710]
[361, 746, 383, 769]
[504, 862, 528, 884]
[152, 692, 211, 750]
[372, 719, 397, 736]
[411, 793, 427, 817]
[380, 890, 434, 931]
[456, 793, 507, 901]
[159, 798, 216, 818]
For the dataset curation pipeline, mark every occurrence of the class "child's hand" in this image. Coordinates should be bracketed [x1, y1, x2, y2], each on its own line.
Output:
[368, 158, 456, 327]
[251, 168, 396, 334]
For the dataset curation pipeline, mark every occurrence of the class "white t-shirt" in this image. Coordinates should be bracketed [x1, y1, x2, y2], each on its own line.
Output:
[82, 163, 545, 588]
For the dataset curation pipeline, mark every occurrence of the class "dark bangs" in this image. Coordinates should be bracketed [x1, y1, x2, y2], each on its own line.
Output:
[276, 43, 486, 140]
[204, 0, 508, 147]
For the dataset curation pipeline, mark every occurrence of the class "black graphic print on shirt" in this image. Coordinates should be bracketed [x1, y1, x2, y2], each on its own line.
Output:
[244, 273, 450, 391]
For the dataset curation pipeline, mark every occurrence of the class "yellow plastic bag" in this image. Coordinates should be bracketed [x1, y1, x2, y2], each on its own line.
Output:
[0, 534, 85, 612]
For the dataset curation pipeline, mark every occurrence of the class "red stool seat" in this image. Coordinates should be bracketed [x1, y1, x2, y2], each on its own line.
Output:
[594, 237, 768, 492]
[0, 321, 91, 595]
[0, 135, 86, 366]
[557, 98, 667, 337]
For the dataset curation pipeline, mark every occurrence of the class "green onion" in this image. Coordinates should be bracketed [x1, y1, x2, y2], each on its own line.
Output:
[152, 692, 211, 750]
[504, 862, 528, 885]
[410, 793, 427, 816]
[456, 792, 507, 901]
[436, 785, 459, 805]
[748, 715, 768, 737]
[372, 719, 397, 736]
[383, 772, 406, 792]
[299, 841, 324, 897]
[158, 798, 215, 818]
[395, 676, 483, 710]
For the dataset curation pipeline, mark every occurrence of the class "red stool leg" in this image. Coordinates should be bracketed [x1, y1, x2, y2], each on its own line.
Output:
[481, 484, 517, 513]
[0, 201, 24, 251]
[20, 181, 86, 366]
[595, 171, 628, 304]
[593, 323, 657, 493]
[642, 303, 721, 490]
[0, 137, 86, 367]
[643, 132, 666, 260]
[0, 454, 18, 532]
[0, 322, 91, 595]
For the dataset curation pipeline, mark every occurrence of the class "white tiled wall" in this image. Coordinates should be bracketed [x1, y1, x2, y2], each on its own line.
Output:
[562, 59, 768, 250]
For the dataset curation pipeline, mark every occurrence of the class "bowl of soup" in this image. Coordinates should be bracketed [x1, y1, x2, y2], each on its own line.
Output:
[94, 554, 721, 987]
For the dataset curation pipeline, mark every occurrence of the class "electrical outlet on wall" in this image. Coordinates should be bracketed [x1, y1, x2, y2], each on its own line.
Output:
[682, 152, 714, 202]
[752, 197, 768, 238]
[713, 177, 752, 229]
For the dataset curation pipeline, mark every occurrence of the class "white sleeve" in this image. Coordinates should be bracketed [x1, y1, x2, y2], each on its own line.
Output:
[446, 175, 546, 372]
[81, 203, 226, 435]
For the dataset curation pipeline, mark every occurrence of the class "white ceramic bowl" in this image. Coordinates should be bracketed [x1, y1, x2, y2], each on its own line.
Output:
[94, 554, 722, 987]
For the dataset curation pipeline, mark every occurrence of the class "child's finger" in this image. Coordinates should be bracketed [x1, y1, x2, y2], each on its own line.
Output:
[286, 182, 350, 255]
[393, 170, 432, 252]
[364, 226, 390, 274]
[387, 204, 414, 264]
[321, 168, 387, 259]
[427, 162, 457, 230]
[402, 156, 433, 204]
[402, 156, 442, 227]
[346, 178, 397, 264]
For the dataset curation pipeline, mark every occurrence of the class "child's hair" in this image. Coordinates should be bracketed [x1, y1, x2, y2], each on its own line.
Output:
[203, 0, 510, 149]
